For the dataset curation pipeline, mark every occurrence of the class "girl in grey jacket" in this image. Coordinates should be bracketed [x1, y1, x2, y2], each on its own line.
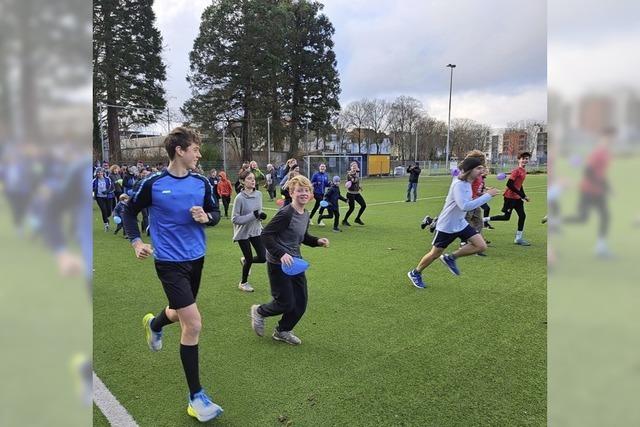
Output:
[232, 172, 267, 292]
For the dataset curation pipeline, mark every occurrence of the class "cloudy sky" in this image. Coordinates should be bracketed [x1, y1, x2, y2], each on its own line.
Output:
[153, 0, 546, 128]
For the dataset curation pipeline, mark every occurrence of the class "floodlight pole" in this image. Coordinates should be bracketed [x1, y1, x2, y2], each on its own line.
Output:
[267, 115, 271, 165]
[446, 63, 456, 168]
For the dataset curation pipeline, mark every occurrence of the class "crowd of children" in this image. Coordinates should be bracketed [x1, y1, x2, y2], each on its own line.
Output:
[93, 128, 539, 422]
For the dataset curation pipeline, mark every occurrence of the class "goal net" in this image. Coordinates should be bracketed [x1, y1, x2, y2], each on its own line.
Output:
[303, 155, 363, 180]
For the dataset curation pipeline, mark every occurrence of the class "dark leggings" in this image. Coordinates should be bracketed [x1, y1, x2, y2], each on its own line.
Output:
[344, 193, 366, 222]
[309, 193, 323, 218]
[257, 262, 308, 332]
[221, 196, 231, 217]
[490, 200, 526, 231]
[319, 208, 340, 229]
[564, 193, 609, 237]
[237, 236, 266, 283]
[481, 203, 490, 219]
[95, 197, 112, 223]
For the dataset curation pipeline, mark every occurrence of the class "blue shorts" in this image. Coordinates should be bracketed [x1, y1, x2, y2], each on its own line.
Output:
[432, 224, 478, 249]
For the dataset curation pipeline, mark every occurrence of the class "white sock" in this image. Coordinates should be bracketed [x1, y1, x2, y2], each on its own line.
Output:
[516, 231, 523, 240]
[483, 217, 490, 222]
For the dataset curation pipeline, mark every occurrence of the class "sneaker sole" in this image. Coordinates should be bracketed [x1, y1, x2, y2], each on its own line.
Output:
[406, 271, 425, 289]
[439, 256, 460, 276]
[238, 284, 255, 292]
[187, 404, 223, 422]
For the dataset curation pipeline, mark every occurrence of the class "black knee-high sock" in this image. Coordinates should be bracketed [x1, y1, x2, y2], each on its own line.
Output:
[150, 308, 173, 332]
[180, 344, 202, 398]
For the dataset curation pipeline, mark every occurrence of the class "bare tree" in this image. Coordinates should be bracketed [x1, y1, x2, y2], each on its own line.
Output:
[416, 115, 447, 160]
[451, 118, 492, 158]
[343, 100, 370, 154]
[362, 98, 390, 154]
[388, 96, 422, 161]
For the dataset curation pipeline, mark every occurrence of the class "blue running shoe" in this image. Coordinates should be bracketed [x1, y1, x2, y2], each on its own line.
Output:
[187, 389, 224, 422]
[440, 254, 460, 276]
[407, 270, 426, 289]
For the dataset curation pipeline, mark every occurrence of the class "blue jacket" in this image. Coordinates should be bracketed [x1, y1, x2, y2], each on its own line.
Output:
[323, 184, 347, 209]
[311, 171, 330, 195]
[92, 176, 115, 199]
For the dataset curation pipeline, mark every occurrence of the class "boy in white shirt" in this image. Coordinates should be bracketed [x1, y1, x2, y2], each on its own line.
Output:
[407, 156, 499, 288]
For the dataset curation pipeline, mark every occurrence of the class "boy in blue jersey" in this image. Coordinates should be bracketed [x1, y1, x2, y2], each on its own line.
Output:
[123, 127, 223, 422]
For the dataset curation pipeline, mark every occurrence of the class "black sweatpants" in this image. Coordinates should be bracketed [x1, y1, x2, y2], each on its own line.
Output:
[237, 236, 267, 283]
[489, 197, 526, 231]
[344, 193, 366, 222]
[257, 262, 308, 332]
[95, 197, 112, 224]
[318, 208, 340, 229]
[481, 203, 490, 219]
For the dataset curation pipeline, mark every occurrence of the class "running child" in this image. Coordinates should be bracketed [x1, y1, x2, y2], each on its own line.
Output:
[250, 175, 329, 345]
[232, 171, 267, 292]
[407, 156, 499, 288]
[317, 175, 348, 232]
[486, 152, 532, 245]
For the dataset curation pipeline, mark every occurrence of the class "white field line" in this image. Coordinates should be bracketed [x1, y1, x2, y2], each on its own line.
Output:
[93, 372, 139, 427]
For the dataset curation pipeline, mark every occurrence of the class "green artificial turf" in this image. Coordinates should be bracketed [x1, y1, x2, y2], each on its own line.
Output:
[94, 174, 547, 426]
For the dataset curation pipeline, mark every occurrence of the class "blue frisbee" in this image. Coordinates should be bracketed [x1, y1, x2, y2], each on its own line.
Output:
[319, 200, 329, 208]
[281, 257, 309, 276]
[113, 216, 122, 224]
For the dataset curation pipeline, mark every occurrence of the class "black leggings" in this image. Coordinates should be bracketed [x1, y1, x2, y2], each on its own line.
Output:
[564, 193, 609, 238]
[344, 193, 366, 222]
[490, 198, 526, 231]
[481, 203, 490, 219]
[237, 236, 266, 283]
[309, 193, 323, 218]
[319, 208, 340, 229]
[95, 197, 112, 224]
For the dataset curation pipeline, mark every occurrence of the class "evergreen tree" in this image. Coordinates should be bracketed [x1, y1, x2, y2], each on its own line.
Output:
[283, 0, 340, 156]
[93, 0, 166, 161]
[183, 0, 340, 159]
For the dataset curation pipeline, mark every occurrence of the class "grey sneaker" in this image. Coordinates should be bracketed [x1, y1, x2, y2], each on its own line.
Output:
[238, 282, 254, 292]
[514, 239, 531, 246]
[250, 305, 265, 336]
[272, 329, 302, 345]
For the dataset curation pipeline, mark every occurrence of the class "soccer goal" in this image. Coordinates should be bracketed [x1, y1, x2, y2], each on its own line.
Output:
[303, 155, 363, 180]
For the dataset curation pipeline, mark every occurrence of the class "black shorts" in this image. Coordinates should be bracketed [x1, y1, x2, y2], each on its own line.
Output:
[501, 197, 524, 213]
[432, 225, 478, 249]
[154, 257, 205, 309]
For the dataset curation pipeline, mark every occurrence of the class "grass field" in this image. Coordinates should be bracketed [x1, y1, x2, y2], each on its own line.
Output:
[93, 174, 547, 426]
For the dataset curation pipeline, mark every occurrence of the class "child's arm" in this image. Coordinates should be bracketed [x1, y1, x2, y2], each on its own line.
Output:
[453, 182, 493, 211]
[231, 195, 257, 225]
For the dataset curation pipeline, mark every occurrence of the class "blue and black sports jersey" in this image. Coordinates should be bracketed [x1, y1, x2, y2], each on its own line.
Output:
[123, 170, 220, 262]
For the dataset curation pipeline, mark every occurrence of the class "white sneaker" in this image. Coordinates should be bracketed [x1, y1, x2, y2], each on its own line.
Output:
[250, 305, 265, 336]
[187, 389, 223, 422]
[272, 329, 302, 345]
[317, 221, 326, 227]
[238, 282, 254, 292]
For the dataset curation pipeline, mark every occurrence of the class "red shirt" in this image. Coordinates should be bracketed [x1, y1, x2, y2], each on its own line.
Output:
[503, 166, 526, 200]
[580, 145, 610, 196]
[471, 176, 483, 199]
